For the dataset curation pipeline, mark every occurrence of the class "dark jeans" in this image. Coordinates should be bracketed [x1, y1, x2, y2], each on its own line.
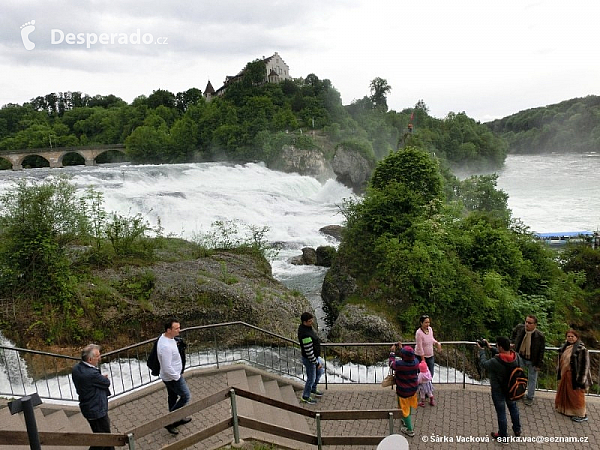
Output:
[302, 356, 324, 399]
[87, 414, 114, 450]
[163, 376, 191, 412]
[491, 388, 521, 437]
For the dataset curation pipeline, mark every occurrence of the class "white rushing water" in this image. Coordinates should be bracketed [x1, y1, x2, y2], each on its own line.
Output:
[495, 153, 600, 233]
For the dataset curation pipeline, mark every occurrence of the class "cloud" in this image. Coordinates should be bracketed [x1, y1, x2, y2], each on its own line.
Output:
[1, 0, 599, 121]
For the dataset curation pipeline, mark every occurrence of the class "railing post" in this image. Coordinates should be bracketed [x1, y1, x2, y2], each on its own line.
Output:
[388, 411, 394, 434]
[127, 432, 135, 450]
[21, 396, 41, 450]
[316, 413, 322, 450]
[323, 347, 328, 390]
[214, 329, 220, 369]
[230, 389, 240, 445]
[463, 346, 467, 389]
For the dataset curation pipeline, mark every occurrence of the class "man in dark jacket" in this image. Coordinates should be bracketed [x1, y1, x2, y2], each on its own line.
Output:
[479, 337, 522, 443]
[71, 344, 114, 450]
[511, 315, 545, 405]
[298, 312, 324, 404]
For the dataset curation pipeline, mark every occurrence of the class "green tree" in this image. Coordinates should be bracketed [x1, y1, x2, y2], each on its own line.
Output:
[369, 77, 392, 111]
[175, 87, 203, 113]
[125, 124, 170, 163]
[169, 117, 198, 162]
[457, 174, 510, 223]
[370, 146, 444, 205]
[329, 144, 566, 341]
[242, 59, 267, 87]
[146, 89, 177, 109]
[0, 177, 87, 305]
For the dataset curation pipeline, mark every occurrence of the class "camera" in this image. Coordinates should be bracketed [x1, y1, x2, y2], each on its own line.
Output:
[476, 338, 488, 347]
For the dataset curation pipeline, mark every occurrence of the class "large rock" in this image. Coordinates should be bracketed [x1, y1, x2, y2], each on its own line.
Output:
[331, 145, 375, 193]
[327, 304, 401, 364]
[321, 258, 357, 324]
[268, 145, 334, 182]
[99, 252, 310, 340]
[5, 250, 312, 348]
[319, 225, 344, 241]
[328, 304, 400, 343]
[290, 246, 336, 267]
[315, 246, 336, 267]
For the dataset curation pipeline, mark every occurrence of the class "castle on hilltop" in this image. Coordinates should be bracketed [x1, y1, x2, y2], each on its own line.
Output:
[204, 52, 290, 101]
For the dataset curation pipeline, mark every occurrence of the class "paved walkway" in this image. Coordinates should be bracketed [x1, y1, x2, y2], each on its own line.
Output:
[107, 366, 598, 449]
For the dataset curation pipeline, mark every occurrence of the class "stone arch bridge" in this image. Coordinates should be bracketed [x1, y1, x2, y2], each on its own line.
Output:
[0, 144, 126, 170]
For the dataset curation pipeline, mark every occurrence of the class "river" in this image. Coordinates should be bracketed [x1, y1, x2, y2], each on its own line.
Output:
[495, 153, 600, 233]
[0, 153, 598, 313]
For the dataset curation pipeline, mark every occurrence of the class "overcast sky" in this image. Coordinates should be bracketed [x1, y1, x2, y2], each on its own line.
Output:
[1, 0, 599, 122]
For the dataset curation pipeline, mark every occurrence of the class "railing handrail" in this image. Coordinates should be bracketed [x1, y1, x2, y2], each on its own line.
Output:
[0, 384, 404, 449]
[1, 322, 598, 403]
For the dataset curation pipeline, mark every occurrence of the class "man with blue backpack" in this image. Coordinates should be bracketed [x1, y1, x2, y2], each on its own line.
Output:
[478, 336, 525, 444]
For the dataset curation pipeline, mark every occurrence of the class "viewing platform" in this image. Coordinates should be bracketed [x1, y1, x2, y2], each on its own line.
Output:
[1, 322, 598, 449]
[1, 364, 597, 449]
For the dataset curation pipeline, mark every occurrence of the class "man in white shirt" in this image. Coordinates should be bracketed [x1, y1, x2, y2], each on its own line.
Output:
[157, 318, 191, 435]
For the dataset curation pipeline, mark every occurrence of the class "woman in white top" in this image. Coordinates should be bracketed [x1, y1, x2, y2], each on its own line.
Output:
[414, 314, 441, 405]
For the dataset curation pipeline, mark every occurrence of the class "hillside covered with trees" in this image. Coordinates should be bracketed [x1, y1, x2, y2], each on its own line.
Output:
[0, 60, 507, 172]
[486, 95, 600, 154]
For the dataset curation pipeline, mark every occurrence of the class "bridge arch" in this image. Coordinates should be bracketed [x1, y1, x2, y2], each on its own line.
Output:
[59, 151, 86, 167]
[21, 154, 51, 169]
[0, 144, 127, 170]
[0, 156, 12, 170]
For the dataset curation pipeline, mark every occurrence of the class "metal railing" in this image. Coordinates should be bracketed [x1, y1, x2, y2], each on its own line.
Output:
[1, 321, 598, 402]
[1, 385, 404, 449]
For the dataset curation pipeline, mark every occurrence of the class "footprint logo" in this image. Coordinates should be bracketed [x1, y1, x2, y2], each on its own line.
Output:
[20, 20, 36, 50]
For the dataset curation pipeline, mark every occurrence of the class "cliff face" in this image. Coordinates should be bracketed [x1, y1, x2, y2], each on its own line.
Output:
[330, 146, 375, 193]
[268, 145, 334, 183]
[268, 143, 375, 193]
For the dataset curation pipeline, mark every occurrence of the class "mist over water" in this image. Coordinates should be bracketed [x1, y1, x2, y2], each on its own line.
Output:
[496, 153, 600, 233]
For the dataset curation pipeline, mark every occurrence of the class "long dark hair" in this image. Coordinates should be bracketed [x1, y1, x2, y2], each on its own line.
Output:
[416, 314, 430, 332]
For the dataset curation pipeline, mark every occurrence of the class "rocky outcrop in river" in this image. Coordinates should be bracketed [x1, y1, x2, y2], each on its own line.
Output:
[268, 143, 374, 193]
[4, 249, 311, 349]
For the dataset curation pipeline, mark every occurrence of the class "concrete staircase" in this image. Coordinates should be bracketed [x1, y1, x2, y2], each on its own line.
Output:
[0, 402, 89, 450]
[0, 366, 314, 449]
[225, 367, 313, 449]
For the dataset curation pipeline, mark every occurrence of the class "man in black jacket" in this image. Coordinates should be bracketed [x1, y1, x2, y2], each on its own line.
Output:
[478, 337, 522, 443]
[298, 312, 324, 404]
[511, 315, 545, 405]
[71, 344, 114, 450]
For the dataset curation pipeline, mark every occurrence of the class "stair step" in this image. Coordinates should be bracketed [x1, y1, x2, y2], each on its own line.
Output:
[38, 409, 69, 431]
[279, 384, 311, 433]
[65, 409, 91, 432]
[0, 405, 24, 430]
[226, 369, 254, 418]
[243, 374, 313, 450]
[263, 379, 293, 429]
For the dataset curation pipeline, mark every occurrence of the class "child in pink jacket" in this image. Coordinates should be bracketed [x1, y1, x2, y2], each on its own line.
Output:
[417, 360, 434, 406]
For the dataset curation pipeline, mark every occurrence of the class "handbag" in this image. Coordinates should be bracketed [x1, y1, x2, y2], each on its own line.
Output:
[381, 369, 395, 387]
